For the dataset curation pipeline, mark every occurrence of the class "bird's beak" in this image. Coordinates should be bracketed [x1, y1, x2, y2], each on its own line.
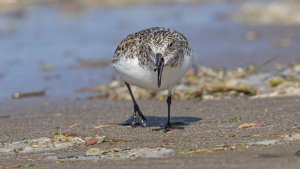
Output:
[155, 53, 164, 88]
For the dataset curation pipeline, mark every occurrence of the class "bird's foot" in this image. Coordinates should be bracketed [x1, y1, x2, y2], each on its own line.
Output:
[131, 104, 147, 127]
[130, 115, 147, 127]
[163, 122, 172, 132]
[140, 118, 148, 127]
[162, 122, 184, 132]
[165, 122, 172, 129]
[131, 116, 137, 127]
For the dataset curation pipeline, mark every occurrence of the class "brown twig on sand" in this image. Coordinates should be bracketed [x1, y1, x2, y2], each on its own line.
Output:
[12, 89, 46, 99]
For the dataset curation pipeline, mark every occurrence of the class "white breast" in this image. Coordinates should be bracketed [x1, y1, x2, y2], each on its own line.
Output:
[112, 55, 193, 91]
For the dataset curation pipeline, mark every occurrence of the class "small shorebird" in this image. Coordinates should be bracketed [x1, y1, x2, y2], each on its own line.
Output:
[112, 27, 193, 128]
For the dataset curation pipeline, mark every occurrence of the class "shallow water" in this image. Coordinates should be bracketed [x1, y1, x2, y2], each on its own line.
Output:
[0, 2, 299, 100]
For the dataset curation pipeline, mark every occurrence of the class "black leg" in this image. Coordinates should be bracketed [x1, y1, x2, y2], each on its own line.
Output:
[165, 89, 172, 128]
[125, 82, 147, 127]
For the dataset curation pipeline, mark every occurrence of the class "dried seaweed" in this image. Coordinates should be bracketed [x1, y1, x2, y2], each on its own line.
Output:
[76, 62, 300, 101]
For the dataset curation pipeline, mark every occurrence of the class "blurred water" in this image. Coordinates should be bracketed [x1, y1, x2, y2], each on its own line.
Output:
[0, 3, 299, 100]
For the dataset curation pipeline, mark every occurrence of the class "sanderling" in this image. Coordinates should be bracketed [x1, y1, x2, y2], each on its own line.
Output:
[112, 27, 193, 128]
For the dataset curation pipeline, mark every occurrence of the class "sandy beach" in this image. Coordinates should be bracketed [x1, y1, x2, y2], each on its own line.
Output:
[1, 96, 300, 168]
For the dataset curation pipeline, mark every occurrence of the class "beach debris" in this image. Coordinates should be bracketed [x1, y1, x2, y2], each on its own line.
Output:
[103, 138, 130, 145]
[76, 62, 300, 101]
[85, 137, 97, 146]
[12, 89, 46, 99]
[269, 75, 300, 87]
[101, 147, 173, 159]
[177, 146, 235, 155]
[175, 134, 300, 155]
[86, 148, 102, 156]
[85, 135, 106, 146]
[93, 124, 112, 129]
[0, 163, 22, 169]
[69, 123, 80, 128]
[248, 139, 280, 146]
[269, 76, 286, 87]
[0, 136, 82, 155]
[46, 155, 99, 161]
[0, 132, 107, 155]
[283, 133, 300, 141]
[46, 147, 174, 161]
[238, 123, 259, 129]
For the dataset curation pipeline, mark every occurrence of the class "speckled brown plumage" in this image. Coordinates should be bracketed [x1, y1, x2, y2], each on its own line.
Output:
[112, 27, 192, 69]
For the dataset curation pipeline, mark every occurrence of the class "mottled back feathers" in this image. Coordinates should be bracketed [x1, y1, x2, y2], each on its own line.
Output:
[112, 27, 192, 69]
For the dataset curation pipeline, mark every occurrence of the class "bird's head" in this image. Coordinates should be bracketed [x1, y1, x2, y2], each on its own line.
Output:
[150, 37, 187, 88]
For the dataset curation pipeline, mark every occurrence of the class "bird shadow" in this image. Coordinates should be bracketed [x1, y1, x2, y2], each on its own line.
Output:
[120, 116, 201, 130]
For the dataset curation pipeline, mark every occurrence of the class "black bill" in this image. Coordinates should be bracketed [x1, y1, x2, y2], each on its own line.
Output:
[155, 53, 164, 88]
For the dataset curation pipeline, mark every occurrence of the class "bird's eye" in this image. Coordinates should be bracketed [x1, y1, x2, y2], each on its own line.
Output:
[168, 42, 174, 47]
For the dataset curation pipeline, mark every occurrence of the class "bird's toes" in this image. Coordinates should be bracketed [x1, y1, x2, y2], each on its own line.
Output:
[130, 116, 147, 127]
[140, 119, 148, 127]
[165, 122, 172, 128]
[131, 121, 137, 128]
[163, 124, 172, 131]
[163, 123, 184, 132]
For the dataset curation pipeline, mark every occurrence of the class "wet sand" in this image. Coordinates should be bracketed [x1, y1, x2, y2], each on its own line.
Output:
[1, 96, 300, 168]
